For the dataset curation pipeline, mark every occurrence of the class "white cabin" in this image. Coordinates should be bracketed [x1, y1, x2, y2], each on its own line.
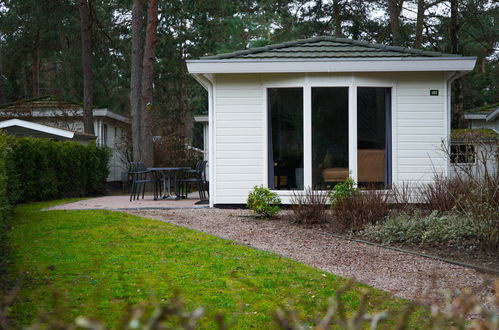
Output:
[186, 37, 476, 206]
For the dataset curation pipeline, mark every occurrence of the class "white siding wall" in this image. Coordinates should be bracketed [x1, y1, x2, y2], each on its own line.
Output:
[214, 74, 264, 204]
[213, 72, 448, 204]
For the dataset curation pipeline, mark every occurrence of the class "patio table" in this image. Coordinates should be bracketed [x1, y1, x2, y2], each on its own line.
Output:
[147, 167, 190, 200]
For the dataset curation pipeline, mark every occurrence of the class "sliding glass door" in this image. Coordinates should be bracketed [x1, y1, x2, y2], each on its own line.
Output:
[266, 85, 392, 191]
[357, 87, 392, 189]
[312, 87, 349, 188]
[267, 88, 303, 190]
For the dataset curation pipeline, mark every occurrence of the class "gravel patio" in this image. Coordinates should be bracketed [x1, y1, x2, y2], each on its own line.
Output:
[49, 198, 497, 309]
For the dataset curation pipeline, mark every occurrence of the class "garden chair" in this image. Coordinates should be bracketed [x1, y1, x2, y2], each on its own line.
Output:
[129, 162, 157, 201]
[178, 160, 208, 200]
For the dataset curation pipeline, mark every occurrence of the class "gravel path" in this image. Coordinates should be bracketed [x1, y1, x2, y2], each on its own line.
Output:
[126, 208, 497, 308]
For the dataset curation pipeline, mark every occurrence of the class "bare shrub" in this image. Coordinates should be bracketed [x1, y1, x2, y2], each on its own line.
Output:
[153, 135, 202, 168]
[332, 188, 390, 232]
[419, 175, 468, 213]
[1, 281, 498, 329]
[290, 187, 330, 224]
[443, 134, 499, 250]
[275, 280, 499, 330]
[418, 174, 498, 250]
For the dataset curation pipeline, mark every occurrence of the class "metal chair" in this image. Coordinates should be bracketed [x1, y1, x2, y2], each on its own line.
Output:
[178, 160, 208, 200]
[129, 162, 156, 201]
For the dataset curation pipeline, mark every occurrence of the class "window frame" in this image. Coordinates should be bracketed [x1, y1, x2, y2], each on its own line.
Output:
[263, 80, 396, 197]
[450, 143, 476, 164]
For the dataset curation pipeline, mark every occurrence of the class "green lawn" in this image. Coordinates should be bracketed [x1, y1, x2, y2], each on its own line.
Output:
[6, 200, 425, 328]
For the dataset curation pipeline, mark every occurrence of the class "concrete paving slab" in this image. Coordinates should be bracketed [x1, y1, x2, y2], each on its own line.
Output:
[45, 193, 207, 211]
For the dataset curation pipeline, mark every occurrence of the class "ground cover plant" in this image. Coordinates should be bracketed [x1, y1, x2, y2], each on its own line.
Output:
[284, 172, 497, 268]
[3, 200, 425, 329]
[364, 211, 477, 246]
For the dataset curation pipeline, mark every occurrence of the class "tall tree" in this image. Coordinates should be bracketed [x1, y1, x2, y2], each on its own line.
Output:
[130, 0, 144, 161]
[333, 0, 342, 37]
[77, 0, 95, 135]
[139, 0, 158, 166]
[449, 0, 463, 127]
[388, 0, 403, 45]
[414, 0, 425, 48]
[0, 45, 5, 104]
[414, 0, 446, 49]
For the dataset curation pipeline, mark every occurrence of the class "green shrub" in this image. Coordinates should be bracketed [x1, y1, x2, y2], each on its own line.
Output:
[0, 132, 10, 221]
[329, 177, 358, 207]
[0, 132, 12, 292]
[6, 137, 110, 204]
[247, 185, 281, 218]
[364, 211, 477, 247]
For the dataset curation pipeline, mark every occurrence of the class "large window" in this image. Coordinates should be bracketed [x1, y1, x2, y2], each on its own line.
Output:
[267, 86, 392, 192]
[312, 87, 349, 188]
[268, 88, 303, 190]
[357, 87, 392, 189]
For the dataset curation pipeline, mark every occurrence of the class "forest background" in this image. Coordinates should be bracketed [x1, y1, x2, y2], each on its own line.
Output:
[0, 0, 497, 150]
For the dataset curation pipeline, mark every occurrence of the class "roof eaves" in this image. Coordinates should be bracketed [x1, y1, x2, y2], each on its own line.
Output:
[486, 107, 499, 122]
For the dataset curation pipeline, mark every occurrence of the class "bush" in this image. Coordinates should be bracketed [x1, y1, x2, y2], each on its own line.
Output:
[2, 281, 497, 329]
[329, 177, 357, 207]
[0, 133, 12, 293]
[290, 187, 329, 224]
[247, 185, 281, 218]
[364, 211, 477, 247]
[331, 188, 390, 232]
[153, 135, 202, 169]
[0, 133, 10, 221]
[419, 175, 468, 213]
[6, 137, 110, 204]
[419, 174, 498, 250]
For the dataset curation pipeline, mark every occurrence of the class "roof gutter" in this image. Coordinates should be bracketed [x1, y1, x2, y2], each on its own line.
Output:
[186, 57, 477, 74]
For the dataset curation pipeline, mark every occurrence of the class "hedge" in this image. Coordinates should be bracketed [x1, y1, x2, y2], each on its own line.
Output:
[0, 132, 10, 221]
[4, 136, 110, 205]
[0, 132, 12, 291]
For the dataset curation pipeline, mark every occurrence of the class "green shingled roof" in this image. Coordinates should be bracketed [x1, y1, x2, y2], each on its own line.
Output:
[201, 36, 461, 60]
[451, 128, 498, 142]
[0, 95, 81, 110]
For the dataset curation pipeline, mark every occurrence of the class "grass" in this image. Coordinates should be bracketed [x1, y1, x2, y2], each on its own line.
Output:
[6, 200, 426, 328]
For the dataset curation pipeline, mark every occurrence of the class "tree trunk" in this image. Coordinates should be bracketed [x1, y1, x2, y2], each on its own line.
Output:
[388, 0, 403, 45]
[139, 0, 158, 167]
[0, 45, 5, 104]
[414, 0, 425, 48]
[32, 31, 40, 98]
[450, 0, 459, 54]
[78, 0, 95, 135]
[131, 0, 145, 161]
[449, 0, 463, 127]
[333, 0, 342, 37]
